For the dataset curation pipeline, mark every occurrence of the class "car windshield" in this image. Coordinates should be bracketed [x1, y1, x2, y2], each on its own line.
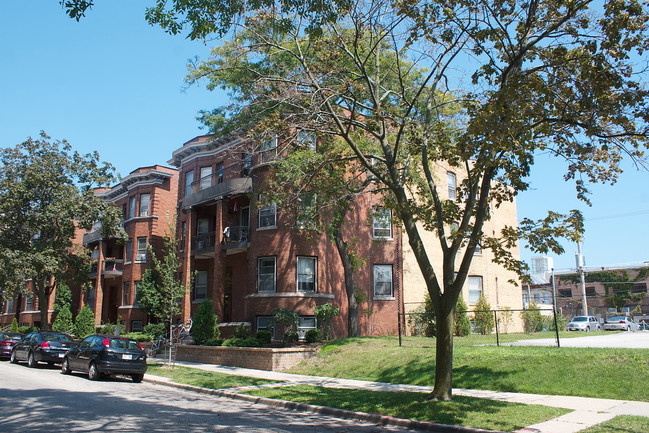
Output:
[44, 333, 73, 342]
[109, 338, 141, 350]
[572, 317, 588, 322]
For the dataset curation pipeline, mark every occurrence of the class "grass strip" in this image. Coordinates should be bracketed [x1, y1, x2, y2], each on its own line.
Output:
[289, 337, 649, 401]
[147, 364, 279, 388]
[581, 415, 649, 433]
[241, 384, 568, 432]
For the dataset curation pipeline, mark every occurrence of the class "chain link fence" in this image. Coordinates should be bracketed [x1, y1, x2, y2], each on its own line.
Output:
[398, 308, 563, 347]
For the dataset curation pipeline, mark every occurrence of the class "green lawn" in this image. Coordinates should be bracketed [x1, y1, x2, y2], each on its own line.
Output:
[288, 336, 649, 401]
[241, 385, 568, 432]
[581, 416, 649, 433]
[147, 364, 279, 388]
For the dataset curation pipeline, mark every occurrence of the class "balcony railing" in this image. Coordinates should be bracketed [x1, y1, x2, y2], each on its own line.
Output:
[192, 232, 217, 255]
[182, 177, 253, 210]
[89, 259, 124, 278]
[222, 226, 250, 251]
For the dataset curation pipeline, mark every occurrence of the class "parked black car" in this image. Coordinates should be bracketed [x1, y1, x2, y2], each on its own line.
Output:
[62, 335, 147, 382]
[0, 332, 24, 359]
[10, 331, 75, 367]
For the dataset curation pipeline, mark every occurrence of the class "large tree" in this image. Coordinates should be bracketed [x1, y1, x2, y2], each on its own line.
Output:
[0, 133, 124, 330]
[64, 0, 649, 401]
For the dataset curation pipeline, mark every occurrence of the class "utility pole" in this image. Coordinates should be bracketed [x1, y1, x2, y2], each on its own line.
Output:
[576, 242, 588, 316]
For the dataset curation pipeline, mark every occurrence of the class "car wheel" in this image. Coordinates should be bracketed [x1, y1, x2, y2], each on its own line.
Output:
[10, 350, 17, 364]
[61, 358, 71, 375]
[88, 362, 101, 381]
[27, 351, 37, 368]
[131, 374, 144, 383]
[585, 326, 590, 332]
[627, 326, 631, 332]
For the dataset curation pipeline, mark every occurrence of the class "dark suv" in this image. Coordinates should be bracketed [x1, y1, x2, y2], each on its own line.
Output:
[10, 331, 75, 367]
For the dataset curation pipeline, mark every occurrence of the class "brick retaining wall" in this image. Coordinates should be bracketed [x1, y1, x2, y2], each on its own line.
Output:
[173, 345, 318, 371]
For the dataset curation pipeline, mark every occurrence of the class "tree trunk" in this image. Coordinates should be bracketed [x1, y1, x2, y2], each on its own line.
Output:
[37, 284, 51, 331]
[427, 302, 454, 401]
[332, 225, 359, 337]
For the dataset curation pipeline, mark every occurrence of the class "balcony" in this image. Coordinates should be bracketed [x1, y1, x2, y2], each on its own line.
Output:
[192, 232, 217, 258]
[222, 226, 250, 255]
[89, 259, 124, 279]
[182, 177, 253, 210]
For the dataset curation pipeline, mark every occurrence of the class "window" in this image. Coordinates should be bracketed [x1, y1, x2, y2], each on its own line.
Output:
[372, 207, 392, 239]
[129, 197, 136, 219]
[200, 166, 212, 190]
[6, 298, 14, 313]
[297, 130, 316, 150]
[261, 136, 278, 163]
[468, 276, 483, 304]
[180, 221, 187, 251]
[558, 289, 572, 298]
[134, 281, 141, 307]
[218, 164, 224, 183]
[586, 286, 597, 297]
[131, 321, 143, 333]
[196, 218, 209, 235]
[257, 316, 275, 339]
[297, 257, 317, 292]
[373, 265, 393, 297]
[139, 193, 150, 217]
[243, 153, 252, 169]
[195, 271, 208, 301]
[185, 171, 194, 196]
[447, 172, 457, 201]
[474, 243, 482, 255]
[122, 282, 131, 306]
[136, 237, 147, 262]
[25, 296, 34, 311]
[258, 257, 276, 293]
[87, 289, 96, 310]
[125, 239, 132, 263]
[298, 316, 317, 340]
[296, 192, 317, 229]
[259, 203, 277, 228]
[632, 283, 647, 295]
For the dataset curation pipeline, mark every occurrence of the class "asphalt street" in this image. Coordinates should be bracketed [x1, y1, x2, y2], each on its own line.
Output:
[508, 330, 649, 348]
[0, 361, 409, 433]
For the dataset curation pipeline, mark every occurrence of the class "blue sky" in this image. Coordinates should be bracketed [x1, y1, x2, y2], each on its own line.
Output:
[2, 1, 648, 271]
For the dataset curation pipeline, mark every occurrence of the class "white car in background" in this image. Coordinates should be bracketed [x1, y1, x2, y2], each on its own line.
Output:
[566, 316, 601, 332]
[603, 316, 640, 331]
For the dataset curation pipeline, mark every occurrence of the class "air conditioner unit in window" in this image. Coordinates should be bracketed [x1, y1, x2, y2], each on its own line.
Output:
[136, 254, 146, 261]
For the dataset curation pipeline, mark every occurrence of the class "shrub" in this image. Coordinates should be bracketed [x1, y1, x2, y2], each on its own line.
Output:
[74, 306, 96, 338]
[473, 295, 495, 335]
[454, 296, 471, 337]
[313, 303, 340, 340]
[222, 337, 260, 347]
[143, 323, 167, 339]
[305, 329, 322, 343]
[255, 329, 272, 344]
[18, 326, 37, 334]
[10, 318, 19, 332]
[102, 320, 126, 336]
[284, 330, 298, 345]
[124, 332, 152, 342]
[222, 338, 243, 347]
[192, 299, 220, 345]
[52, 305, 74, 334]
[544, 313, 569, 331]
[234, 323, 250, 339]
[205, 338, 223, 346]
[271, 308, 299, 345]
[521, 301, 544, 333]
[408, 295, 436, 337]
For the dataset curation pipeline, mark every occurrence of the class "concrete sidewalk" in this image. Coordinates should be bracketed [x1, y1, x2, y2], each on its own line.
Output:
[147, 360, 649, 433]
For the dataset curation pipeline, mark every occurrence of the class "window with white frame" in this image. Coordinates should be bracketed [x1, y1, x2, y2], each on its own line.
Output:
[6, 298, 14, 313]
[468, 276, 483, 304]
[185, 170, 194, 196]
[373, 265, 393, 297]
[447, 171, 457, 201]
[297, 316, 317, 340]
[257, 316, 275, 338]
[474, 242, 482, 255]
[125, 239, 132, 263]
[258, 257, 276, 293]
[139, 193, 150, 217]
[136, 237, 147, 262]
[297, 257, 316, 292]
[194, 271, 208, 301]
[372, 207, 392, 239]
[129, 197, 136, 219]
[200, 166, 212, 190]
[25, 296, 34, 311]
[134, 281, 141, 307]
[297, 130, 316, 150]
[260, 136, 278, 163]
[122, 282, 131, 306]
[259, 203, 277, 228]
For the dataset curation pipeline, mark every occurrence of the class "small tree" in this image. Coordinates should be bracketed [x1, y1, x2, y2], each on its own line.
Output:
[52, 305, 74, 334]
[454, 297, 471, 337]
[10, 317, 19, 332]
[74, 305, 96, 338]
[271, 308, 299, 345]
[191, 299, 219, 345]
[313, 303, 340, 340]
[521, 301, 544, 333]
[473, 295, 495, 335]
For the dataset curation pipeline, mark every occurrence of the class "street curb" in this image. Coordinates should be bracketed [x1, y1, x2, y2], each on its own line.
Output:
[144, 375, 503, 433]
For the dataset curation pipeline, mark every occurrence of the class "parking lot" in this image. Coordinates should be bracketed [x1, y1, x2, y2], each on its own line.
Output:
[509, 330, 649, 348]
